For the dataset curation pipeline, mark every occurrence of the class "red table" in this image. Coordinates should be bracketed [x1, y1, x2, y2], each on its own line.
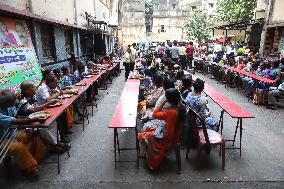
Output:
[192, 75, 255, 156]
[230, 67, 276, 84]
[109, 79, 140, 169]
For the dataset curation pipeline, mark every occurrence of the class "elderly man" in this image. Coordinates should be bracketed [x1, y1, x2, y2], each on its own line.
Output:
[0, 89, 46, 180]
[17, 81, 70, 150]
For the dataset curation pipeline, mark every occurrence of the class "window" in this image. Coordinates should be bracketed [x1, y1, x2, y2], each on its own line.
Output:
[209, 3, 214, 8]
[161, 25, 165, 32]
[172, 4, 176, 10]
[154, 4, 159, 10]
[146, 25, 151, 33]
[80, 33, 87, 55]
[40, 24, 55, 63]
[65, 30, 74, 57]
[191, 6, 196, 10]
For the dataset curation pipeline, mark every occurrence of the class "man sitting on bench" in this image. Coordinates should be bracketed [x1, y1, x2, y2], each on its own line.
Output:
[0, 89, 46, 180]
[267, 81, 284, 110]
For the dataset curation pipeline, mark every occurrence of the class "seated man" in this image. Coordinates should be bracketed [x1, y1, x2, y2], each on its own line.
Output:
[17, 81, 70, 152]
[73, 63, 93, 102]
[0, 89, 46, 180]
[73, 63, 87, 83]
[35, 76, 71, 143]
[267, 81, 284, 110]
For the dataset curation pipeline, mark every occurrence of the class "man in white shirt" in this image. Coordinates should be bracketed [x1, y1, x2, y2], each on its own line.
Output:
[267, 82, 284, 109]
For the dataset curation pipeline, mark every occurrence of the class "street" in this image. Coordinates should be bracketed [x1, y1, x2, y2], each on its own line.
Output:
[1, 71, 283, 189]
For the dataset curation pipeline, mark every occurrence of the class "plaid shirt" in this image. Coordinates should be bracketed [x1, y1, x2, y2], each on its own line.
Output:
[59, 75, 74, 88]
[35, 83, 58, 105]
[73, 70, 86, 83]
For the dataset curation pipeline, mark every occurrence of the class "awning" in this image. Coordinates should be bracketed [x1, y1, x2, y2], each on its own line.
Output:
[0, 3, 85, 30]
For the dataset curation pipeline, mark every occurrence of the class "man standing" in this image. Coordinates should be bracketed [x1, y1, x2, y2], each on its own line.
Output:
[186, 41, 194, 69]
[171, 40, 179, 64]
[179, 43, 187, 70]
[130, 43, 137, 72]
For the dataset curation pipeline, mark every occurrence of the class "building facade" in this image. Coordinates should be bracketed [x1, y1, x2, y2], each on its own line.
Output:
[149, 0, 217, 42]
[118, 0, 145, 46]
[261, 0, 284, 55]
[0, 0, 118, 69]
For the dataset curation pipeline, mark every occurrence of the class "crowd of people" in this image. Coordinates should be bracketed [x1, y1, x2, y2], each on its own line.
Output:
[121, 39, 283, 171]
[120, 42, 221, 171]
[0, 55, 119, 180]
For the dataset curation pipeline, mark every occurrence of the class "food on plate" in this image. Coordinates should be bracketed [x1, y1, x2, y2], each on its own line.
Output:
[29, 111, 51, 120]
[48, 101, 63, 107]
[75, 82, 87, 86]
[58, 94, 73, 99]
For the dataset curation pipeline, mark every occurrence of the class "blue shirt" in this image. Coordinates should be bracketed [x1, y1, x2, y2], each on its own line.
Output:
[73, 70, 86, 83]
[171, 46, 180, 59]
[0, 107, 17, 138]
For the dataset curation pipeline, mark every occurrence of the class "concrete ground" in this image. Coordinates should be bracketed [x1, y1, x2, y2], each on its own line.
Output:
[0, 71, 283, 189]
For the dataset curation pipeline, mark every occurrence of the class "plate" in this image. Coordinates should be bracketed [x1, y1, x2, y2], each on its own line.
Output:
[58, 94, 73, 99]
[63, 88, 79, 94]
[75, 82, 87, 86]
[29, 111, 51, 119]
[49, 102, 63, 107]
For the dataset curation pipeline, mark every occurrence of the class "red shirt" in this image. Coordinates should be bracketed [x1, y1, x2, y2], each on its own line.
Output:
[186, 45, 194, 56]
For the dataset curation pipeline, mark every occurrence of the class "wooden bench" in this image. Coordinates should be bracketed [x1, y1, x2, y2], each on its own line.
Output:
[108, 79, 140, 169]
[192, 75, 255, 156]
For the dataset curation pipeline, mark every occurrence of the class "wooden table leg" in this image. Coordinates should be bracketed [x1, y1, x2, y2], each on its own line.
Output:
[233, 118, 240, 146]
[240, 118, 243, 156]
[114, 128, 117, 169]
[57, 125, 60, 174]
[135, 127, 139, 168]
[218, 110, 225, 134]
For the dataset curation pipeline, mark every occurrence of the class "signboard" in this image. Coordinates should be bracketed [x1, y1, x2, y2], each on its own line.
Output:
[0, 17, 42, 91]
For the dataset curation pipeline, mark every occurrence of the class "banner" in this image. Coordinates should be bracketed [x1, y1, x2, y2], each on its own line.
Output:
[0, 17, 42, 91]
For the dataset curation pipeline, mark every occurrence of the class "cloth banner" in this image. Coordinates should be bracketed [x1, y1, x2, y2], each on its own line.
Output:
[0, 17, 42, 91]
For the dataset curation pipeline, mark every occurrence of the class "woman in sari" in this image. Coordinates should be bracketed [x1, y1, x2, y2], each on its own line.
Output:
[138, 88, 186, 170]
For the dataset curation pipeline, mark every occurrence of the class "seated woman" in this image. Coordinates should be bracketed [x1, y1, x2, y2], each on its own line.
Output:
[141, 74, 164, 108]
[142, 78, 175, 132]
[185, 78, 219, 131]
[138, 88, 186, 171]
[179, 75, 193, 99]
[175, 70, 184, 89]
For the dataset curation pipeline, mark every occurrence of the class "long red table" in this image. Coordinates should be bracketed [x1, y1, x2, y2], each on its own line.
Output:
[230, 67, 276, 84]
[192, 75, 255, 156]
[109, 79, 140, 169]
[15, 64, 118, 173]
